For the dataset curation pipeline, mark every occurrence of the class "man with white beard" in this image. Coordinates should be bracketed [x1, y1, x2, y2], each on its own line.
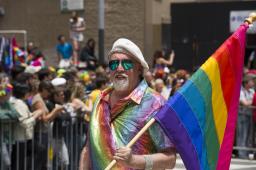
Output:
[79, 38, 176, 170]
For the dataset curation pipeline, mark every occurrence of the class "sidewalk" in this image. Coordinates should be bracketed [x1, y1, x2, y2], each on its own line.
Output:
[173, 155, 256, 170]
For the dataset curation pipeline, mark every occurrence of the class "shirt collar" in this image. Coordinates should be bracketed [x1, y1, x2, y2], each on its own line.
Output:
[128, 79, 148, 104]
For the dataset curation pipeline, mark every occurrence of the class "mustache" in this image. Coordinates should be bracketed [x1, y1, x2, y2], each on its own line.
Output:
[114, 73, 128, 78]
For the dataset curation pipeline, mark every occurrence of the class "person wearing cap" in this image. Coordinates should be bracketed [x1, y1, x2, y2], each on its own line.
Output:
[79, 38, 176, 170]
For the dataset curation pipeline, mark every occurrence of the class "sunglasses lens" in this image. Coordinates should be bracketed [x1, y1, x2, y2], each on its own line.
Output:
[109, 59, 134, 71]
[122, 60, 134, 70]
[109, 60, 119, 71]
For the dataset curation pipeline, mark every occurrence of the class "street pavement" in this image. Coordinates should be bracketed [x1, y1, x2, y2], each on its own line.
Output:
[174, 156, 256, 170]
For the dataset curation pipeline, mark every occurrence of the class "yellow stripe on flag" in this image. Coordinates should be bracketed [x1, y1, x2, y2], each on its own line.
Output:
[201, 57, 228, 144]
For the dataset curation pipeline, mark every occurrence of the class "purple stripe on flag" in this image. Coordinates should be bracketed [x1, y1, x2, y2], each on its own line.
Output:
[154, 103, 200, 170]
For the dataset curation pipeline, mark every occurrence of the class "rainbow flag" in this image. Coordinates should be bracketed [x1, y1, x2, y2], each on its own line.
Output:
[154, 23, 249, 170]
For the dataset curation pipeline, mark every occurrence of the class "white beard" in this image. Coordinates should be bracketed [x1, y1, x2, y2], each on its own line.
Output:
[113, 78, 129, 91]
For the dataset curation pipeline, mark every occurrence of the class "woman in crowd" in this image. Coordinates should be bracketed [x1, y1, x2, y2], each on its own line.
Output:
[79, 38, 98, 70]
[153, 50, 175, 79]
[31, 80, 53, 170]
[10, 82, 43, 170]
[69, 11, 86, 65]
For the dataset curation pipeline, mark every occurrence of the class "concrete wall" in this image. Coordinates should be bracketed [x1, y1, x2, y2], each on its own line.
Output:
[104, 0, 145, 60]
[0, 0, 146, 65]
[0, 0, 248, 67]
[0, 0, 84, 65]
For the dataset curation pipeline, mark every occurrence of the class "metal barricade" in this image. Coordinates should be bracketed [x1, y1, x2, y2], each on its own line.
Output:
[0, 116, 88, 170]
[233, 105, 256, 159]
[0, 119, 16, 170]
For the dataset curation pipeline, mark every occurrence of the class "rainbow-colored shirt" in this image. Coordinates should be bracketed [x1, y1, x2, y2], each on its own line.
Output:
[88, 80, 174, 170]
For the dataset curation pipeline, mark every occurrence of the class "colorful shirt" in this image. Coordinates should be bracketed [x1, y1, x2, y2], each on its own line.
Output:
[88, 80, 174, 170]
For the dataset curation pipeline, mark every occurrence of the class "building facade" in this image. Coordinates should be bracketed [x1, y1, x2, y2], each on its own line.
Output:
[0, 0, 254, 68]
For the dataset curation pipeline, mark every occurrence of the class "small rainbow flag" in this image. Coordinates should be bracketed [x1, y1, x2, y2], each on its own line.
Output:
[154, 23, 249, 170]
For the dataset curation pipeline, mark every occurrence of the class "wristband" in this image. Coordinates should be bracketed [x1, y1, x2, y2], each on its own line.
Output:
[144, 155, 153, 170]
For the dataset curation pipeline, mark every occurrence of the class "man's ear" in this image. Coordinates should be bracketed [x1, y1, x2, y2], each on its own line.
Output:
[138, 65, 144, 80]
[138, 65, 143, 74]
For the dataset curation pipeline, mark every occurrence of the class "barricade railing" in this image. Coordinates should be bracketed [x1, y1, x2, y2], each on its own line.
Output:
[2, 105, 255, 169]
[0, 116, 87, 170]
[233, 105, 256, 159]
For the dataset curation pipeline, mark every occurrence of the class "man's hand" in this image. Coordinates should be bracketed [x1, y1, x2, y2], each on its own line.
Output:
[113, 147, 134, 167]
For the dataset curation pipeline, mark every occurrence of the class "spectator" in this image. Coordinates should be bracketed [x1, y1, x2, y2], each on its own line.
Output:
[37, 67, 52, 81]
[237, 76, 255, 159]
[47, 88, 69, 169]
[10, 82, 43, 170]
[56, 35, 73, 68]
[154, 78, 171, 100]
[0, 73, 19, 169]
[153, 50, 175, 79]
[31, 80, 53, 170]
[79, 38, 98, 70]
[26, 41, 45, 67]
[69, 11, 86, 65]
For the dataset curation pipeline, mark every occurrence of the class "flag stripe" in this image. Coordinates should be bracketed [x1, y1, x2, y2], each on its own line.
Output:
[178, 80, 211, 170]
[179, 80, 206, 129]
[154, 24, 248, 170]
[191, 69, 219, 169]
[179, 79, 219, 169]
[201, 57, 228, 144]
[216, 26, 247, 170]
[212, 45, 235, 110]
[155, 103, 201, 170]
[170, 93, 208, 170]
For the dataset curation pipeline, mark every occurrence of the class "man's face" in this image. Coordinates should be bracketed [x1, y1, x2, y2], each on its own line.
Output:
[109, 53, 142, 94]
[248, 79, 255, 89]
[155, 82, 164, 93]
[54, 90, 65, 104]
[60, 36, 65, 44]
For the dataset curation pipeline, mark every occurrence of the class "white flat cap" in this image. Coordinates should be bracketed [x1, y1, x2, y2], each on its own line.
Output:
[51, 77, 66, 86]
[109, 38, 149, 71]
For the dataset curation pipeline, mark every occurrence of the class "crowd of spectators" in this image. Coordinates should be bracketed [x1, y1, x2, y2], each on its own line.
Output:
[0, 39, 194, 169]
[0, 16, 255, 168]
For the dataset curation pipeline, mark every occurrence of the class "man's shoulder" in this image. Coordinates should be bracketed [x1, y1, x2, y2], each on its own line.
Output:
[143, 86, 166, 105]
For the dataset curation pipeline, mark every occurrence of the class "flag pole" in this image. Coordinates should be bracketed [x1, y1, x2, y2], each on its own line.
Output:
[104, 118, 156, 170]
[104, 12, 256, 170]
[244, 12, 256, 25]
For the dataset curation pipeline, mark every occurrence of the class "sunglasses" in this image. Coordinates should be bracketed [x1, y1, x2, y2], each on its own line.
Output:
[109, 59, 134, 71]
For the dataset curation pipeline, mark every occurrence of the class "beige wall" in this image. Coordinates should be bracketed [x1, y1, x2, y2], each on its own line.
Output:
[0, 0, 172, 67]
[0, 0, 77, 48]
[0, 0, 83, 65]
[0, 0, 247, 66]
[0, 0, 146, 65]
[104, 0, 145, 59]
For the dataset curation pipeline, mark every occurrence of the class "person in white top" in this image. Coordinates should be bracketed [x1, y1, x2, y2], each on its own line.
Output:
[237, 76, 255, 159]
[69, 11, 86, 65]
[10, 82, 43, 170]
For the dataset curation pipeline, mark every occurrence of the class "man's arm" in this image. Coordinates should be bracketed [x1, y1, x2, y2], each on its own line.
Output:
[114, 146, 176, 169]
